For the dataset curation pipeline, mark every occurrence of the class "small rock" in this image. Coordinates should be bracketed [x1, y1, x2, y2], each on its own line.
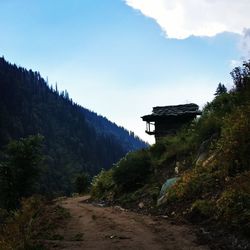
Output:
[200, 227, 209, 235]
[114, 205, 126, 211]
[171, 211, 176, 216]
[97, 203, 105, 207]
[161, 215, 168, 219]
[175, 162, 180, 174]
[138, 202, 144, 209]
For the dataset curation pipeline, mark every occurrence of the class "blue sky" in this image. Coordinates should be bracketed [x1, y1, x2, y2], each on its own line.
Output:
[0, 0, 248, 143]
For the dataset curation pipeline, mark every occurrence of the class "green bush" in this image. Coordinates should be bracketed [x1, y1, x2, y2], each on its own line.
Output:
[194, 93, 236, 144]
[190, 199, 215, 220]
[216, 172, 250, 235]
[74, 172, 90, 194]
[113, 150, 151, 192]
[0, 135, 44, 210]
[195, 113, 221, 142]
[91, 169, 115, 199]
[150, 141, 166, 159]
[0, 195, 70, 249]
[0, 195, 45, 250]
[166, 163, 219, 203]
[163, 127, 197, 158]
[151, 127, 197, 171]
[216, 105, 250, 176]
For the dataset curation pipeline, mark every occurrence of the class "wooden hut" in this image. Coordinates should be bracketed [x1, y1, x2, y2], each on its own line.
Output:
[141, 103, 201, 141]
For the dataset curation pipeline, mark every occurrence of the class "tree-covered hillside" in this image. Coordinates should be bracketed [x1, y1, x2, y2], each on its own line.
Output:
[81, 108, 145, 152]
[0, 57, 147, 195]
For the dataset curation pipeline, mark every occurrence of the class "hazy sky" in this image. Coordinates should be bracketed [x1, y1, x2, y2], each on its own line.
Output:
[0, 0, 249, 143]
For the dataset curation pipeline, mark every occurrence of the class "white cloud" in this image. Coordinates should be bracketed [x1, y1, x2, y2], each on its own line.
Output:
[239, 28, 250, 59]
[125, 0, 250, 39]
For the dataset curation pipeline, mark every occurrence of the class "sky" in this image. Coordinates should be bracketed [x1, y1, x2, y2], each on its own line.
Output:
[0, 0, 249, 144]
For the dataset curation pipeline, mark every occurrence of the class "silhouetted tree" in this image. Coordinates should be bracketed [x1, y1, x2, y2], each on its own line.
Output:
[214, 83, 227, 96]
[230, 61, 250, 92]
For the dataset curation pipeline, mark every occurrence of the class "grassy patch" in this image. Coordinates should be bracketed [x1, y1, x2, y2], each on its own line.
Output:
[0, 195, 70, 249]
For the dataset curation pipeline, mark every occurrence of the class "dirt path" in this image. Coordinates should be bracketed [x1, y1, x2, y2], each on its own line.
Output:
[45, 196, 209, 250]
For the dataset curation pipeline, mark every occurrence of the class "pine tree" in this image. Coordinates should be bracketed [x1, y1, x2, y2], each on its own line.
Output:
[214, 83, 227, 96]
[0, 135, 44, 210]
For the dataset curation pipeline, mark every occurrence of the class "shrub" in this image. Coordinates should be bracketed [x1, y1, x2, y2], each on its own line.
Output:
[163, 127, 197, 158]
[195, 113, 221, 142]
[0, 135, 44, 210]
[91, 169, 115, 199]
[112, 150, 151, 192]
[152, 127, 197, 171]
[74, 172, 90, 194]
[0, 195, 70, 249]
[0, 195, 45, 250]
[166, 163, 220, 203]
[189, 199, 215, 222]
[150, 141, 166, 159]
[216, 105, 250, 176]
[216, 172, 250, 235]
[195, 93, 236, 144]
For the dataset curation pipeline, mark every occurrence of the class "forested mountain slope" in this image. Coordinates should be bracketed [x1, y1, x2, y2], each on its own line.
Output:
[81, 109, 145, 152]
[0, 57, 147, 195]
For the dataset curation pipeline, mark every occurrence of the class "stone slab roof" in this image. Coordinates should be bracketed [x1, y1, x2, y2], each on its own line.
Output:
[142, 103, 201, 121]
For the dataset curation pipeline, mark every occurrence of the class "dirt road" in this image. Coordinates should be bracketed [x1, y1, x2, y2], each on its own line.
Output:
[46, 196, 209, 250]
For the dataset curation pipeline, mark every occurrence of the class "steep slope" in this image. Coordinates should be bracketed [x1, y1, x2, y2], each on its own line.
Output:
[0, 57, 147, 194]
[90, 61, 250, 249]
[81, 108, 146, 152]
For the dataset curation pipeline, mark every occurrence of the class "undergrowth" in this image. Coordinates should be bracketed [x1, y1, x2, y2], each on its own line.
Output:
[0, 195, 70, 249]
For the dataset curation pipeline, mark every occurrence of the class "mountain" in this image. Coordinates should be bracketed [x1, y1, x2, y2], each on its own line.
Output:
[0, 57, 147, 195]
[81, 109, 145, 152]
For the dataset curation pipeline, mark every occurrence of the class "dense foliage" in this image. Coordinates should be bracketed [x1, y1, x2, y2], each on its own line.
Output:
[0, 57, 147, 196]
[74, 172, 90, 194]
[113, 150, 152, 192]
[0, 135, 44, 210]
[91, 61, 250, 240]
